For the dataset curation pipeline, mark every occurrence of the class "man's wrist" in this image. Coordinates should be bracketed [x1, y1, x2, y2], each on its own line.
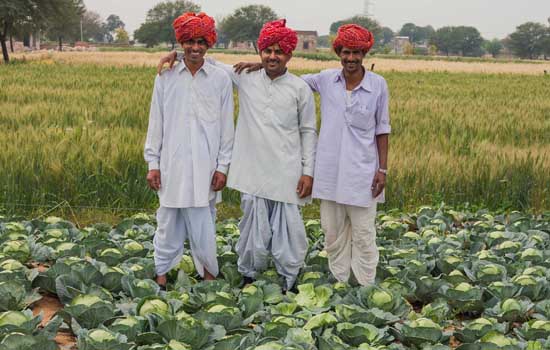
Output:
[378, 168, 388, 175]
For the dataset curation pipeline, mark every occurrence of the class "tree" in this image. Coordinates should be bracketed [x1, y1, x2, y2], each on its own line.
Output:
[483, 38, 503, 58]
[508, 22, 547, 59]
[134, 0, 200, 49]
[399, 23, 435, 46]
[380, 27, 394, 47]
[317, 35, 330, 48]
[329, 16, 382, 49]
[430, 27, 456, 56]
[82, 10, 106, 42]
[455, 26, 483, 57]
[103, 14, 124, 43]
[542, 27, 550, 60]
[1, 0, 67, 62]
[430, 26, 483, 57]
[45, 0, 85, 51]
[219, 5, 277, 53]
[114, 27, 129, 45]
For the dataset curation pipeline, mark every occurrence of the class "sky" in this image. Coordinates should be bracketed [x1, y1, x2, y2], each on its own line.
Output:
[84, 0, 550, 39]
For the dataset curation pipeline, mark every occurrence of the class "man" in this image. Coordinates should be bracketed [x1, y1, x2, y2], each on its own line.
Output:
[145, 12, 234, 288]
[159, 19, 317, 292]
[301, 24, 390, 286]
[219, 24, 390, 286]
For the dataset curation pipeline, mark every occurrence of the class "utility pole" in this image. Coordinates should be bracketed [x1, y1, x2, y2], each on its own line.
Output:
[80, 18, 83, 42]
[363, 0, 374, 17]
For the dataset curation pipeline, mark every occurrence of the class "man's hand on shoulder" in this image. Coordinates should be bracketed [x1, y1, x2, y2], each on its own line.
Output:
[211, 171, 227, 192]
[233, 62, 262, 74]
[157, 50, 178, 75]
[147, 170, 161, 191]
[297, 175, 313, 198]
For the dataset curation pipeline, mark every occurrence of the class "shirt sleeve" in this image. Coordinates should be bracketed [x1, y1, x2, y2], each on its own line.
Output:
[216, 76, 235, 175]
[375, 78, 391, 135]
[301, 72, 322, 92]
[298, 84, 318, 177]
[144, 75, 164, 170]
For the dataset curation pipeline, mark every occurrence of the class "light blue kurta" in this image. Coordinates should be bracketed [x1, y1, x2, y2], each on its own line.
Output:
[208, 58, 317, 206]
[302, 69, 391, 208]
[144, 62, 235, 208]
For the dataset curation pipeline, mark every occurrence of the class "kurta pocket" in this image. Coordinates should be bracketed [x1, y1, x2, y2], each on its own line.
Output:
[348, 104, 376, 131]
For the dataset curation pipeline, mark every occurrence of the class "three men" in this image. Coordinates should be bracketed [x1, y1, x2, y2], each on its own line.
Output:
[144, 12, 234, 287]
[154, 18, 390, 288]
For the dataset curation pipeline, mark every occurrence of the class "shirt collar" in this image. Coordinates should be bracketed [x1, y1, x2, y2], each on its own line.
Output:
[262, 68, 289, 82]
[334, 68, 373, 92]
[177, 60, 211, 76]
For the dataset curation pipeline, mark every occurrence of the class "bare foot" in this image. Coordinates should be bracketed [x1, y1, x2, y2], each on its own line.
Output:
[156, 274, 167, 286]
[204, 269, 216, 281]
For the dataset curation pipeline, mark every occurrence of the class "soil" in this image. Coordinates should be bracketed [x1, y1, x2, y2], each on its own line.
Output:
[30, 263, 77, 349]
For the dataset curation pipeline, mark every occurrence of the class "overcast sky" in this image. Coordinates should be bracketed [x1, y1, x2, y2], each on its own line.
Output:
[84, 0, 550, 39]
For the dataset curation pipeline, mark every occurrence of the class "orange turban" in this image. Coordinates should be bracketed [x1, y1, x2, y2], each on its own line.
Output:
[257, 19, 298, 54]
[173, 12, 217, 47]
[333, 24, 375, 53]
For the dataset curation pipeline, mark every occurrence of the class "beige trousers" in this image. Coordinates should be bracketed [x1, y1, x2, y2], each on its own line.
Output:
[320, 200, 378, 286]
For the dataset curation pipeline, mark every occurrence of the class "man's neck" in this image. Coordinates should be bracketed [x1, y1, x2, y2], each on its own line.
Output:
[266, 68, 287, 81]
[184, 58, 205, 76]
[343, 66, 365, 89]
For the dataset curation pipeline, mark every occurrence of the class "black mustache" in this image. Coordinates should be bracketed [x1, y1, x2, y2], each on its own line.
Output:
[343, 60, 361, 64]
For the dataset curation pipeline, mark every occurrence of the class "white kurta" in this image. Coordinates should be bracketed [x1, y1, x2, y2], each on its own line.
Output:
[208, 58, 317, 206]
[144, 62, 235, 208]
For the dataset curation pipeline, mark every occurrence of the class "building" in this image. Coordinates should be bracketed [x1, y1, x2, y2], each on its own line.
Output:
[296, 31, 318, 52]
[392, 36, 410, 55]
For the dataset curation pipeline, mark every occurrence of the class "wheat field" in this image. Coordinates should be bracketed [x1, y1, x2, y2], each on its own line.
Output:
[1, 52, 549, 221]
[11, 50, 550, 75]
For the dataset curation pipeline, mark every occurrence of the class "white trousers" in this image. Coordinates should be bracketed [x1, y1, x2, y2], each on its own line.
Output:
[236, 194, 308, 289]
[153, 200, 218, 277]
[320, 200, 378, 286]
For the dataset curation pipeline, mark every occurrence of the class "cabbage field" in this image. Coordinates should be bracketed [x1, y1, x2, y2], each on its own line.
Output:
[1, 206, 550, 349]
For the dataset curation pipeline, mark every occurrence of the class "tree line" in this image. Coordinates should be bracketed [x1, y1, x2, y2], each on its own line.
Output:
[0, 0, 129, 63]
[2, 0, 549, 63]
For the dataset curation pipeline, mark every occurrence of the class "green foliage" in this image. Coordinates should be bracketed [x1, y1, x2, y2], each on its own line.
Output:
[399, 23, 435, 44]
[484, 39, 504, 58]
[218, 5, 278, 53]
[44, 0, 86, 50]
[114, 28, 130, 45]
[134, 0, 201, 48]
[507, 22, 549, 59]
[430, 26, 484, 57]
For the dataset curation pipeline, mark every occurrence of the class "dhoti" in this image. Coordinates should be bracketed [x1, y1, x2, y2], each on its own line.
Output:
[320, 200, 378, 286]
[153, 200, 218, 277]
[236, 194, 308, 289]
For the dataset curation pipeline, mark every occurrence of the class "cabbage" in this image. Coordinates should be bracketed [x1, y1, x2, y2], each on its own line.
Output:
[501, 299, 522, 313]
[71, 294, 102, 307]
[139, 298, 170, 317]
[0, 311, 28, 327]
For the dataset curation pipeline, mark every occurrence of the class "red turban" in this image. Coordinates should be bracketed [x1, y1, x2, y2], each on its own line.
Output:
[173, 12, 217, 47]
[257, 19, 298, 54]
[333, 24, 375, 53]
